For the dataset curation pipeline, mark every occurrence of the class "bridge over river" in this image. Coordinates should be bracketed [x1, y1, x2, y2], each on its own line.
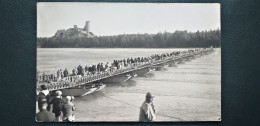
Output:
[36, 48, 214, 92]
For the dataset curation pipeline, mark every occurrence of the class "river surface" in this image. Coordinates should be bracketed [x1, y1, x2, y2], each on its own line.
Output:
[37, 48, 221, 122]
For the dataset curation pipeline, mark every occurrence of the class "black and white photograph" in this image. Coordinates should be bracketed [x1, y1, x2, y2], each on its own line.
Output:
[36, 2, 221, 122]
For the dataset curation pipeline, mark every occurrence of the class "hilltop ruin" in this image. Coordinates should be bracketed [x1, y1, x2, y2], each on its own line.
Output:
[53, 21, 94, 38]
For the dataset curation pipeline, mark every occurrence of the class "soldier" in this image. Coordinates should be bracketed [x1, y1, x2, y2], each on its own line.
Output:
[72, 67, 78, 76]
[85, 65, 88, 75]
[60, 69, 63, 79]
[63, 68, 69, 77]
[139, 92, 156, 122]
[97, 63, 101, 73]
[57, 70, 61, 81]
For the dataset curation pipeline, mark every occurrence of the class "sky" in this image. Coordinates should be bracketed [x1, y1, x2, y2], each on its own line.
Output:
[37, 2, 220, 37]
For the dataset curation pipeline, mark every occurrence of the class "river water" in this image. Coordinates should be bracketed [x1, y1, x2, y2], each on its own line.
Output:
[37, 48, 221, 122]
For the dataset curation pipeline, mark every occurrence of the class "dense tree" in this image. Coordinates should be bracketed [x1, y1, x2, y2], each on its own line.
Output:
[37, 29, 221, 48]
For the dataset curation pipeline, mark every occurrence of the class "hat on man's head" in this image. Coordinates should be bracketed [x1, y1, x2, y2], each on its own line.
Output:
[66, 96, 71, 101]
[39, 98, 47, 104]
[56, 91, 62, 96]
[40, 85, 47, 90]
[146, 92, 155, 98]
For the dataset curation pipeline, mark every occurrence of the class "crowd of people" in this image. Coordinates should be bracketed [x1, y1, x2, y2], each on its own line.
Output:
[36, 85, 76, 122]
[36, 48, 213, 122]
[36, 48, 212, 86]
[36, 84, 157, 122]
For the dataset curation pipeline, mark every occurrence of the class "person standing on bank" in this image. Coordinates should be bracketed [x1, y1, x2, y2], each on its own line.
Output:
[36, 100, 55, 122]
[37, 85, 51, 111]
[62, 96, 76, 122]
[49, 91, 63, 122]
[70, 96, 76, 119]
[139, 92, 156, 122]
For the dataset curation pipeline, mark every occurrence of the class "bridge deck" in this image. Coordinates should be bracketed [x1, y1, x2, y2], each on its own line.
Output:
[36, 49, 214, 91]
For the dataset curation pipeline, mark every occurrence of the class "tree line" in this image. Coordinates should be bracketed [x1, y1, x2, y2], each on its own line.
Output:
[37, 29, 221, 48]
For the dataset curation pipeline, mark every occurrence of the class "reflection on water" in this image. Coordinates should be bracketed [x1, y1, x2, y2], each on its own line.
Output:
[37, 48, 221, 121]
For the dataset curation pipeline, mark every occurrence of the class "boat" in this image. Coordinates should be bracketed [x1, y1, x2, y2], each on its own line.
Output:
[176, 59, 185, 64]
[152, 65, 165, 71]
[184, 57, 191, 62]
[129, 72, 138, 80]
[168, 61, 177, 67]
[95, 83, 106, 92]
[100, 74, 132, 84]
[60, 84, 97, 97]
[134, 68, 152, 76]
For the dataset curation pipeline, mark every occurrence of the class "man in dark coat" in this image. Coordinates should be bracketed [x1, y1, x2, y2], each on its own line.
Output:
[88, 66, 93, 75]
[100, 63, 105, 72]
[85, 65, 88, 72]
[63, 68, 69, 77]
[49, 91, 63, 122]
[92, 65, 97, 75]
[77, 65, 82, 75]
[97, 63, 101, 73]
[37, 85, 51, 111]
[36, 101, 55, 122]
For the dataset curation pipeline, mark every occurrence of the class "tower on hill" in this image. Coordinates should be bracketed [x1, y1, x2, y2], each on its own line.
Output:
[84, 21, 90, 35]
[54, 21, 93, 38]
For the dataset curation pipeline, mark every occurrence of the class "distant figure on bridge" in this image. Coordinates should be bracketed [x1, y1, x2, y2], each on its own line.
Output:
[57, 69, 61, 81]
[84, 65, 89, 75]
[100, 63, 105, 73]
[42, 72, 46, 82]
[60, 69, 64, 78]
[88, 65, 93, 75]
[77, 65, 84, 76]
[97, 63, 101, 73]
[92, 65, 97, 75]
[72, 67, 78, 76]
[63, 68, 69, 77]
[139, 92, 156, 122]
[105, 62, 109, 71]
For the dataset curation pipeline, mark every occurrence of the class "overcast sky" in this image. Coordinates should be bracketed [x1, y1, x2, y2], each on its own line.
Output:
[37, 3, 220, 37]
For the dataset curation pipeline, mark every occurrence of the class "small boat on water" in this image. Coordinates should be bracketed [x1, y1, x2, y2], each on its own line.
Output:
[129, 73, 137, 79]
[177, 59, 185, 64]
[184, 58, 192, 62]
[58, 83, 106, 97]
[152, 65, 165, 71]
[101, 74, 132, 84]
[60, 84, 97, 97]
[95, 83, 106, 92]
[168, 61, 177, 67]
[134, 68, 152, 76]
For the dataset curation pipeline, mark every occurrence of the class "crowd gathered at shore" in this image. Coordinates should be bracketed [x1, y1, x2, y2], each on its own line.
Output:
[36, 85, 76, 122]
[36, 84, 155, 122]
[37, 48, 210, 85]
